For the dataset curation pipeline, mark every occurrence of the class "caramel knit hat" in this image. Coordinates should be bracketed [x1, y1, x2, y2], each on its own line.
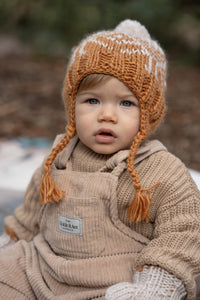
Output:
[40, 19, 167, 222]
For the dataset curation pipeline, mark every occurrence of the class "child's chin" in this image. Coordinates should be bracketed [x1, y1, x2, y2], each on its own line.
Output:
[91, 144, 119, 155]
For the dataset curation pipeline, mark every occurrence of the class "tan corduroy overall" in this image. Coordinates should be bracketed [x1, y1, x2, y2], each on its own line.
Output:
[0, 138, 150, 300]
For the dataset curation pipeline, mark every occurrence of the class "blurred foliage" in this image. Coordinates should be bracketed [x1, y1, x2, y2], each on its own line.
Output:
[0, 0, 199, 63]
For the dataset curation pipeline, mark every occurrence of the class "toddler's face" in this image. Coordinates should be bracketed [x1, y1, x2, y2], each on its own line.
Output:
[75, 76, 140, 154]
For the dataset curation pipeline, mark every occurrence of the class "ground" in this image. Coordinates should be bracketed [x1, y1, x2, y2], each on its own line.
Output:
[0, 39, 200, 171]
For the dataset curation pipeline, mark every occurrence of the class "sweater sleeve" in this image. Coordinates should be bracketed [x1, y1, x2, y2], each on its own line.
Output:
[135, 152, 200, 300]
[3, 134, 66, 242]
[4, 165, 43, 241]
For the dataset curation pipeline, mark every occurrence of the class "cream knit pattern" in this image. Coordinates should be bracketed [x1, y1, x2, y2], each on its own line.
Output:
[105, 265, 187, 299]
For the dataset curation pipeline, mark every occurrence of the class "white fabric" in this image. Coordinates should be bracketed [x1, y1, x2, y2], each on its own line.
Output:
[105, 265, 187, 300]
[115, 19, 151, 40]
[0, 233, 15, 253]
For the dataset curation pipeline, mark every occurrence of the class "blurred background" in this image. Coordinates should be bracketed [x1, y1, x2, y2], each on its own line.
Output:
[0, 0, 200, 170]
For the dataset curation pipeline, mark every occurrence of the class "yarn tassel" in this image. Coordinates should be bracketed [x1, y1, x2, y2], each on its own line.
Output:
[5, 226, 19, 241]
[127, 182, 160, 223]
[40, 172, 65, 204]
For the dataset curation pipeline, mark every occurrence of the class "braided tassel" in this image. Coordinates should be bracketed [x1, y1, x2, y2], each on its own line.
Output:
[40, 171, 65, 204]
[127, 182, 160, 223]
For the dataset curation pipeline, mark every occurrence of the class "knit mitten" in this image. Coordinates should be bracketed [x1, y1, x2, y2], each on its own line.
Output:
[0, 232, 15, 253]
[105, 265, 187, 300]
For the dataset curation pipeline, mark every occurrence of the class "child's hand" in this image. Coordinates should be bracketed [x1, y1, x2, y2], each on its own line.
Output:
[0, 232, 15, 253]
[105, 265, 187, 300]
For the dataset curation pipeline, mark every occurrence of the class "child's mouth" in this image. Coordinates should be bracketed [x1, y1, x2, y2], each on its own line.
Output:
[95, 129, 116, 143]
[99, 132, 112, 136]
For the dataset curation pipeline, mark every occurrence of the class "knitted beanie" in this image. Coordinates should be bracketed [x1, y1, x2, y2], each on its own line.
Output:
[40, 19, 167, 223]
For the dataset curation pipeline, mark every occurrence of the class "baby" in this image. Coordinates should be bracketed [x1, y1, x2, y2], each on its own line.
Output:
[0, 19, 200, 300]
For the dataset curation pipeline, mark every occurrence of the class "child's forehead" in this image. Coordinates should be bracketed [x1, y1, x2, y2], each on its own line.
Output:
[78, 74, 133, 94]
[78, 73, 113, 92]
[77, 75, 138, 102]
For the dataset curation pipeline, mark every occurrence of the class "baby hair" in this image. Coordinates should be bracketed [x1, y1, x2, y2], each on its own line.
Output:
[78, 73, 113, 92]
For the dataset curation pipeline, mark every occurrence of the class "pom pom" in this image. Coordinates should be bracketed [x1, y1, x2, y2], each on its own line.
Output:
[114, 19, 151, 40]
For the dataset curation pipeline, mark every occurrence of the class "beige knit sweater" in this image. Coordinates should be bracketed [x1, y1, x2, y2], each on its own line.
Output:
[3, 136, 200, 299]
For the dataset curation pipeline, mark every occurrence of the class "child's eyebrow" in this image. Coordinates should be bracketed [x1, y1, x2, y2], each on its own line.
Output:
[76, 90, 101, 99]
[117, 93, 139, 104]
[118, 93, 137, 99]
[77, 90, 137, 98]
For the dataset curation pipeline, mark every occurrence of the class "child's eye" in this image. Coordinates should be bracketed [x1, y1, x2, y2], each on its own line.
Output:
[121, 100, 134, 107]
[87, 98, 100, 104]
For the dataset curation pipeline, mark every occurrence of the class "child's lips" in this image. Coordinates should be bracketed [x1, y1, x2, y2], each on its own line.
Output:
[94, 128, 116, 143]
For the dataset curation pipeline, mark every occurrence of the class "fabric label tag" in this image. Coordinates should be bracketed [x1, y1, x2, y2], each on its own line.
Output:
[58, 214, 82, 235]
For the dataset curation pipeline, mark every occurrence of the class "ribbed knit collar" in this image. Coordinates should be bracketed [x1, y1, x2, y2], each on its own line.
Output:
[71, 141, 112, 172]
[53, 134, 166, 173]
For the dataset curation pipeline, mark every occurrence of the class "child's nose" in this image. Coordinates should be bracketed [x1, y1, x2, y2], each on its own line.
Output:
[98, 105, 117, 123]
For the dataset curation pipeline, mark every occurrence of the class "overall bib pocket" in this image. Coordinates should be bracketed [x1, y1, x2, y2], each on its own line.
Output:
[39, 196, 105, 258]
